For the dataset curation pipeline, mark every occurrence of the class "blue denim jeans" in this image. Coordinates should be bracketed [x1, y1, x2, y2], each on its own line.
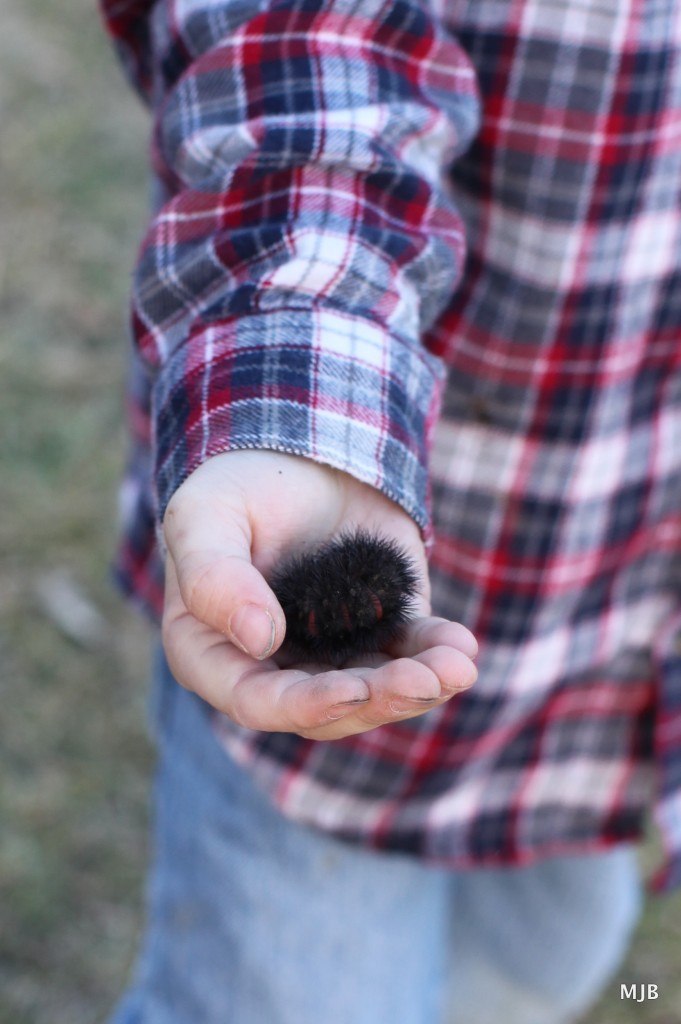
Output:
[109, 650, 642, 1024]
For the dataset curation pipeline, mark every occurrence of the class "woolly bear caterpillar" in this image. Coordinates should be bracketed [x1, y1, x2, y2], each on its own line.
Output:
[269, 528, 420, 665]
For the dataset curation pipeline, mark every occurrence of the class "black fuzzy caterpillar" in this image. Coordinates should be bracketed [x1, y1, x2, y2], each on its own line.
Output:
[269, 529, 420, 665]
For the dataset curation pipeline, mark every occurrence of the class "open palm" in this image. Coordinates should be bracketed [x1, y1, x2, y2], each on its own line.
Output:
[162, 449, 478, 740]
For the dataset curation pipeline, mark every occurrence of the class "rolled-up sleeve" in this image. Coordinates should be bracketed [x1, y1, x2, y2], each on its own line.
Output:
[101, 0, 480, 535]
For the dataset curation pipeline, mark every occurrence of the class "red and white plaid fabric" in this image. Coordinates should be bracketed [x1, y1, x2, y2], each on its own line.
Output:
[101, 0, 681, 889]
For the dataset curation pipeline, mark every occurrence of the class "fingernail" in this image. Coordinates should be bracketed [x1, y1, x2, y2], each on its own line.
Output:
[229, 604, 276, 659]
[389, 696, 440, 714]
[326, 698, 370, 722]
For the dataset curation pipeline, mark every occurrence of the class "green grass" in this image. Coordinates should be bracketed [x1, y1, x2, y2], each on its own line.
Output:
[1, 2, 154, 1021]
[1, 1, 680, 1021]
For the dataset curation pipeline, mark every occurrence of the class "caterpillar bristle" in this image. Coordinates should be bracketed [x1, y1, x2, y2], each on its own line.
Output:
[269, 528, 420, 665]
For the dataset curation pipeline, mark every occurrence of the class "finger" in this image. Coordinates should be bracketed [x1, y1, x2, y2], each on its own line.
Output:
[411, 643, 478, 693]
[319, 645, 477, 732]
[361, 646, 476, 702]
[228, 656, 450, 739]
[164, 535, 286, 661]
[164, 561, 477, 737]
[386, 616, 479, 661]
[163, 595, 460, 737]
[272, 621, 478, 730]
[165, 618, 474, 740]
[302, 649, 475, 740]
[163, 594, 372, 732]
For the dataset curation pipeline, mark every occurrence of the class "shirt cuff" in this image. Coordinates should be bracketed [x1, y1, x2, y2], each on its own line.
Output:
[152, 306, 446, 541]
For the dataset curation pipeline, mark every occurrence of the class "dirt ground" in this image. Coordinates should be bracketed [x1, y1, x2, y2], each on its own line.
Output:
[1, 1, 680, 1021]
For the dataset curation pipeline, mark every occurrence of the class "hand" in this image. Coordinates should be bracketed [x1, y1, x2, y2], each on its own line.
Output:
[162, 450, 478, 740]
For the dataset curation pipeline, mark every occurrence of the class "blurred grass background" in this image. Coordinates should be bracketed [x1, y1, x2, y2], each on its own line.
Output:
[0, 1, 680, 1022]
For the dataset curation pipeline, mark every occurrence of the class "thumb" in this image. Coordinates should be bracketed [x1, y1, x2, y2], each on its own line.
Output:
[163, 501, 286, 660]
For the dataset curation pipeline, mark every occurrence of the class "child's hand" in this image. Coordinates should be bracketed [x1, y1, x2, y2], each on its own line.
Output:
[162, 450, 478, 740]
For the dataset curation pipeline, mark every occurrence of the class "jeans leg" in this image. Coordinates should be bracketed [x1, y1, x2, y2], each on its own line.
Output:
[109, 649, 643, 1024]
[444, 846, 643, 1024]
[108, 652, 451, 1024]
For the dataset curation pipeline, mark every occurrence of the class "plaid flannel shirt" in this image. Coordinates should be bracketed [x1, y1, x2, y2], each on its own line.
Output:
[101, 0, 681, 889]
